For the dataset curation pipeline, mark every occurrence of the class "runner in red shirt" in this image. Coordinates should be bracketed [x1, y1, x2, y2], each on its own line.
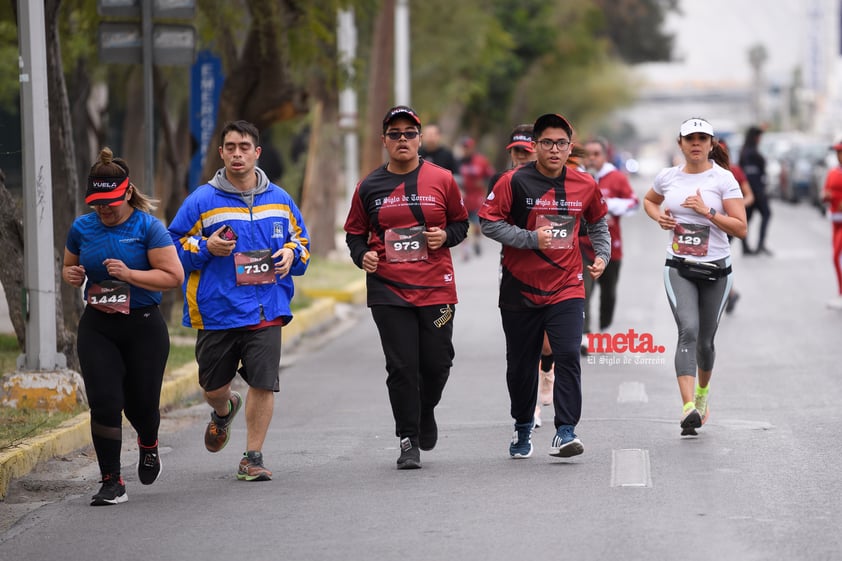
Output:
[579, 138, 639, 344]
[345, 105, 469, 469]
[458, 137, 495, 258]
[480, 113, 609, 460]
[822, 141, 842, 309]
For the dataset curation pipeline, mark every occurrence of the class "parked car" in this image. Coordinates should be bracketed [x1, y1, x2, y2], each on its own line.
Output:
[758, 132, 804, 200]
[787, 140, 833, 208]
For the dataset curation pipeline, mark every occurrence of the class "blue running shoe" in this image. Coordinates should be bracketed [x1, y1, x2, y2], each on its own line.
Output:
[549, 425, 584, 457]
[509, 422, 533, 458]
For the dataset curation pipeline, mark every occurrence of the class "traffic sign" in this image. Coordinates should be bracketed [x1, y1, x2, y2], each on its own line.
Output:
[98, 22, 196, 65]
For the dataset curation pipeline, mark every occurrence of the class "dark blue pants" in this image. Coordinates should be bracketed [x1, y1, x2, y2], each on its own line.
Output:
[501, 298, 584, 428]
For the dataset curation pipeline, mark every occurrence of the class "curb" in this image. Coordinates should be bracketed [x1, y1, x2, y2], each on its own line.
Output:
[0, 282, 364, 500]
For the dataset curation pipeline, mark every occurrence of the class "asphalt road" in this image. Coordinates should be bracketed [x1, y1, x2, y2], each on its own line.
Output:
[1, 177, 841, 560]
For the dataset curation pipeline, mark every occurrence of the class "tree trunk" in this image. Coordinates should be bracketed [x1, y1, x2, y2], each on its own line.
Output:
[0, 171, 26, 351]
[300, 98, 340, 257]
[200, 0, 309, 182]
[46, 0, 81, 371]
[361, 0, 395, 177]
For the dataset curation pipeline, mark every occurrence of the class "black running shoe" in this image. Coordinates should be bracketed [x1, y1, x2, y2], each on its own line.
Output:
[137, 439, 161, 485]
[680, 408, 702, 436]
[397, 437, 421, 470]
[91, 474, 127, 506]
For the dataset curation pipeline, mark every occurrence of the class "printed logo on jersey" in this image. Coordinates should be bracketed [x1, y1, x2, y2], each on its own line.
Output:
[443, 273, 453, 283]
[272, 222, 285, 238]
[120, 237, 142, 244]
[524, 197, 583, 211]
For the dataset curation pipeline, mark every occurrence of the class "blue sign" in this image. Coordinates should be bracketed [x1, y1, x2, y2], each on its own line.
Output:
[189, 50, 223, 192]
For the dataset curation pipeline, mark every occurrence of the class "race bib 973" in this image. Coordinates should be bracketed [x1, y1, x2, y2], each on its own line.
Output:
[384, 226, 428, 262]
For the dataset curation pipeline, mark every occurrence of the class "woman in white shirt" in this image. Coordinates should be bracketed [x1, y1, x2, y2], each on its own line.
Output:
[643, 118, 747, 436]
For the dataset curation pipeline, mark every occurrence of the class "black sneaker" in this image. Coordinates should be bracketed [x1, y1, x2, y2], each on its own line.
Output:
[419, 408, 438, 451]
[397, 437, 421, 470]
[91, 474, 127, 506]
[137, 439, 161, 485]
[680, 408, 702, 436]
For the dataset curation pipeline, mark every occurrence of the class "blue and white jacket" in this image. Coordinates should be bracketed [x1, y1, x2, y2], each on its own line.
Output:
[168, 167, 310, 329]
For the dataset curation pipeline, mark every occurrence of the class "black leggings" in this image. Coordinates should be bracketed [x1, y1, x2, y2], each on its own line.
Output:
[77, 305, 170, 476]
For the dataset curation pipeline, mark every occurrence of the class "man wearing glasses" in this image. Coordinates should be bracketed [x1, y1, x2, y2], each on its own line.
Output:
[480, 113, 610, 460]
[344, 105, 469, 470]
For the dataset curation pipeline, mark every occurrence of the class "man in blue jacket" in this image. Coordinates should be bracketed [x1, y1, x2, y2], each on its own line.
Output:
[169, 120, 310, 481]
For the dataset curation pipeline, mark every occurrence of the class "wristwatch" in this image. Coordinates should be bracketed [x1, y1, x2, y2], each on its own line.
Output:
[707, 208, 716, 219]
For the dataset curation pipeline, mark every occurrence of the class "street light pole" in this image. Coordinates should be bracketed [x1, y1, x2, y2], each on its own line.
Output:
[394, 0, 410, 106]
[16, 0, 63, 371]
[142, 0, 155, 192]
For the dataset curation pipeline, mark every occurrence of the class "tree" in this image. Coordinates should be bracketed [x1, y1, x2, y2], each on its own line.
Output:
[197, 0, 309, 182]
[591, 0, 679, 64]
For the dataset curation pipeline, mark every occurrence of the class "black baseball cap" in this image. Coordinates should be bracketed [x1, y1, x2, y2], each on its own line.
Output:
[533, 113, 573, 139]
[382, 105, 421, 133]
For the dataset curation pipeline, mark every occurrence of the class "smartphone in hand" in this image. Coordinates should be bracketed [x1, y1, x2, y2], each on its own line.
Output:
[220, 225, 238, 241]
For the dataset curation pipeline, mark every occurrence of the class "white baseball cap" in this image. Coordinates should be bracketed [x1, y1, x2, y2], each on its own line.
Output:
[679, 118, 714, 137]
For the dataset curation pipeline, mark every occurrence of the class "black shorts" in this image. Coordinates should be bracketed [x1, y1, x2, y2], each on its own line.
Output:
[196, 326, 282, 392]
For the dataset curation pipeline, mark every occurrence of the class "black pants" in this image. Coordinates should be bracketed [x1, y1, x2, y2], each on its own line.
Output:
[744, 191, 772, 251]
[77, 305, 170, 476]
[370, 304, 455, 439]
[582, 258, 621, 333]
[501, 299, 584, 428]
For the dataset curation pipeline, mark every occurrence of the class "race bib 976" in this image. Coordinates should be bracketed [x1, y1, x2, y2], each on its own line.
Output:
[536, 214, 576, 250]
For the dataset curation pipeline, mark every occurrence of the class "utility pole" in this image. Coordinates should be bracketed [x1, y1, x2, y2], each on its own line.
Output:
[338, 8, 359, 209]
[748, 43, 768, 124]
[394, 0, 410, 105]
[17, 0, 63, 372]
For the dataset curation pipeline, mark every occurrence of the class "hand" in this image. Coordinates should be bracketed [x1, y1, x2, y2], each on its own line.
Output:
[273, 247, 294, 279]
[422, 226, 447, 251]
[680, 188, 709, 216]
[208, 225, 237, 257]
[536, 226, 553, 250]
[63, 265, 86, 287]
[103, 258, 131, 282]
[588, 256, 607, 280]
[658, 208, 677, 230]
[361, 250, 379, 273]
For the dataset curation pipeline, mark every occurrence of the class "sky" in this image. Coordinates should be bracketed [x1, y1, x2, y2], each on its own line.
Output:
[638, 0, 827, 89]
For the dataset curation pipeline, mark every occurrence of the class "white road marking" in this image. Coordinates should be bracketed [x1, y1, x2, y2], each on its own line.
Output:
[611, 448, 652, 487]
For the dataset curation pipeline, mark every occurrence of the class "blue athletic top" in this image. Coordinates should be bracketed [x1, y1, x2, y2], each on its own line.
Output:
[66, 209, 174, 308]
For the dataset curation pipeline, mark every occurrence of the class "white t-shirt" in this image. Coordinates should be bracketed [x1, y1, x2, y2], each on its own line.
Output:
[652, 162, 742, 261]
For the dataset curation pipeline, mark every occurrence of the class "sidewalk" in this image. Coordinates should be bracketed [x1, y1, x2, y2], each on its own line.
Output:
[0, 280, 366, 500]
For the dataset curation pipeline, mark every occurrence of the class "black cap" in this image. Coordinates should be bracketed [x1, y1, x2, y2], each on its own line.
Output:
[382, 105, 421, 133]
[533, 113, 573, 139]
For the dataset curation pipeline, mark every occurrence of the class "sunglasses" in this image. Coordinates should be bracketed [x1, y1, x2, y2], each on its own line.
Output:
[385, 131, 419, 141]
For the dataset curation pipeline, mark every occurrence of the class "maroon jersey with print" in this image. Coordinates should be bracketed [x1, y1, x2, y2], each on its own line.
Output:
[345, 161, 468, 307]
[479, 162, 607, 308]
